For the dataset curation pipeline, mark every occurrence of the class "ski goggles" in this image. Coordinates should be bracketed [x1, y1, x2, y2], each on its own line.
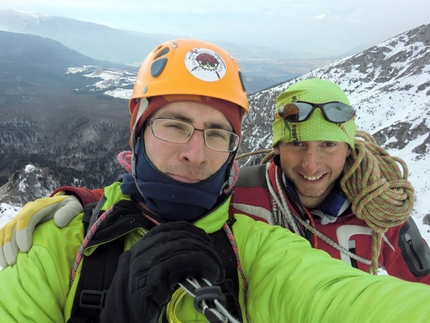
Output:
[276, 101, 356, 123]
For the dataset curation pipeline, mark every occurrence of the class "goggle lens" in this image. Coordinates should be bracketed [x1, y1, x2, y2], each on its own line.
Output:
[277, 101, 355, 123]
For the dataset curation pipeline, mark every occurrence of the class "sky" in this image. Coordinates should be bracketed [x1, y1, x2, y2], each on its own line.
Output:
[1, 0, 430, 57]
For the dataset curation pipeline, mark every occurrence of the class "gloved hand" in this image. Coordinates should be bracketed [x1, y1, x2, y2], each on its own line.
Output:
[0, 194, 83, 268]
[100, 221, 225, 323]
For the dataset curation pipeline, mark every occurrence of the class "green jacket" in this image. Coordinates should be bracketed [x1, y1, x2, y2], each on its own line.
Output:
[1, 181, 430, 322]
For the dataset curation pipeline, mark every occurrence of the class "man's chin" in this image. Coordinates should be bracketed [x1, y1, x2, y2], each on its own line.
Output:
[297, 185, 331, 200]
[168, 174, 200, 183]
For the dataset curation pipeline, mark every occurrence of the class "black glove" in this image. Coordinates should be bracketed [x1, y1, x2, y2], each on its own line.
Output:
[100, 221, 225, 323]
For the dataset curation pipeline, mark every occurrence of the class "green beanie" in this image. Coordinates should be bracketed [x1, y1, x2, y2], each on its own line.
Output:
[272, 78, 356, 148]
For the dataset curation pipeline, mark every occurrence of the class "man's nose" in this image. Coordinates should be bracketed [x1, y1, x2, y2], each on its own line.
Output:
[180, 129, 207, 163]
[301, 149, 321, 174]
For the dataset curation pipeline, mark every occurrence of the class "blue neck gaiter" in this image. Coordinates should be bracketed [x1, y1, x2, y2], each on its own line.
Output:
[121, 137, 230, 221]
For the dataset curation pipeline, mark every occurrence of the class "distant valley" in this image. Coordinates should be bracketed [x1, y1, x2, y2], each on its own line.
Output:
[0, 9, 340, 93]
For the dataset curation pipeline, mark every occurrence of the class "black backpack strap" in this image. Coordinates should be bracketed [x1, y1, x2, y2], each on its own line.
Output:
[67, 196, 122, 323]
[81, 195, 107, 234]
[235, 164, 268, 188]
[67, 238, 123, 323]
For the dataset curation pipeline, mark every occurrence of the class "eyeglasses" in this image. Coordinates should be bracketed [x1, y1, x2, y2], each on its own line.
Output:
[147, 118, 239, 152]
[277, 101, 356, 123]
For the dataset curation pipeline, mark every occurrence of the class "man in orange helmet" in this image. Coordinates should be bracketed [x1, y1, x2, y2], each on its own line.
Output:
[1, 39, 430, 323]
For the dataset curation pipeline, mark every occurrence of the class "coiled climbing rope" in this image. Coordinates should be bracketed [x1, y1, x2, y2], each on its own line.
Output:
[340, 130, 415, 274]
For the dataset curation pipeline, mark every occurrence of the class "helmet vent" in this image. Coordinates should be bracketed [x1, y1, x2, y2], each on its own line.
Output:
[238, 71, 247, 92]
[150, 58, 168, 78]
[154, 47, 170, 59]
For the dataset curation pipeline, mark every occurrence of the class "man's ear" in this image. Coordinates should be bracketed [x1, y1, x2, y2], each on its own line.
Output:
[273, 144, 280, 155]
[272, 144, 281, 166]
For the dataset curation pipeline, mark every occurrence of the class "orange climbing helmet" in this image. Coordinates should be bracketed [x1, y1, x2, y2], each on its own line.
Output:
[128, 38, 249, 146]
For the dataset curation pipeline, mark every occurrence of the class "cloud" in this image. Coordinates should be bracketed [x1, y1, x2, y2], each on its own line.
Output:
[312, 13, 327, 20]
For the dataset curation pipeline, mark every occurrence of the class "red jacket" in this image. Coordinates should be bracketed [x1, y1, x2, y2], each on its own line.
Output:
[229, 162, 430, 284]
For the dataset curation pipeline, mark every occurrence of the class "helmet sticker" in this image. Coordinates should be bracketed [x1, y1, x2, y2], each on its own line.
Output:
[185, 48, 227, 82]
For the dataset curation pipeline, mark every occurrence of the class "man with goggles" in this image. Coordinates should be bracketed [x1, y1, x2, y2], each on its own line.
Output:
[230, 78, 430, 283]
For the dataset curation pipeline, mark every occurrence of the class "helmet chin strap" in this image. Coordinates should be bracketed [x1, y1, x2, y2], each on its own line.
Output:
[131, 98, 151, 202]
[131, 98, 149, 178]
